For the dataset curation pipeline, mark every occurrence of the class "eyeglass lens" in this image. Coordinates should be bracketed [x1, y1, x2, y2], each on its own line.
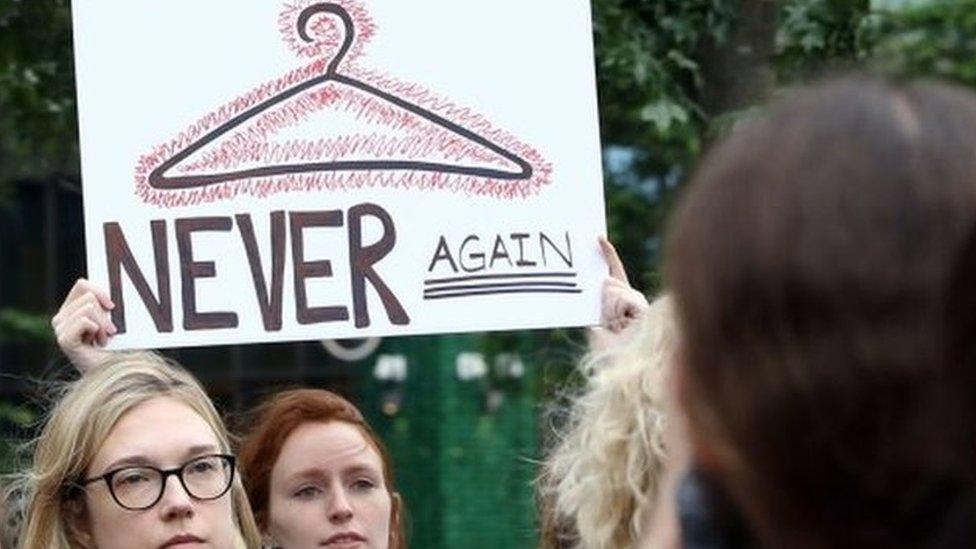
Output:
[110, 455, 232, 509]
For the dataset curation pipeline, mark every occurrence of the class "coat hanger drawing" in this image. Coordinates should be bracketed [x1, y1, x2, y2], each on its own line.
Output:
[136, 1, 552, 207]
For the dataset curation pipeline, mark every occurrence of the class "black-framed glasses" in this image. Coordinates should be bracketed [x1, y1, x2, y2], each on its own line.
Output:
[78, 454, 236, 511]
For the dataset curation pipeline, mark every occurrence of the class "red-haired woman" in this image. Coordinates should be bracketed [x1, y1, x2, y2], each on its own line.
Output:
[238, 389, 405, 549]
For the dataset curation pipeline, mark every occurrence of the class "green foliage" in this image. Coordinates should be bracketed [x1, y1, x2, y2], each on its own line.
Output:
[0, 0, 77, 186]
[592, 0, 736, 290]
[0, 401, 34, 474]
[0, 309, 52, 344]
[591, 0, 976, 294]
[862, 0, 976, 85]
[776, 0, 872, 79]
[593, 0, 734, 156]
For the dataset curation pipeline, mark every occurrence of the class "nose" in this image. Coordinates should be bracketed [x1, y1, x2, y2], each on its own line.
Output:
[327, 486, 353, 524]
[158, 473, 195, 522]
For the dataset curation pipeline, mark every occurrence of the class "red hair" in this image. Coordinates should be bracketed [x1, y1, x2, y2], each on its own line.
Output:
[238, 389, 405, 548]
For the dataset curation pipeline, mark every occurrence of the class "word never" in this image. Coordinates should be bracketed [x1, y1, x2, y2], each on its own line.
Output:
[103, 203, 409, 333]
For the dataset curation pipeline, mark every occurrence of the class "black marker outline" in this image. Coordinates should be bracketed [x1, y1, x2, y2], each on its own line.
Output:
[423, 287, 583, 300]
[148, 3, 533, 190]
[424, 281, 578, 295]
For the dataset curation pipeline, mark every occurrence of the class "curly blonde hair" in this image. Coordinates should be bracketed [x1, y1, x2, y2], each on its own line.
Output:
[539, 295, 676, 549]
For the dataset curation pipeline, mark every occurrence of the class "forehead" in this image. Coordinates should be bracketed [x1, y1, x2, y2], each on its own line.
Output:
[90, 396, 221, 470]
[273, 421, 384, 476]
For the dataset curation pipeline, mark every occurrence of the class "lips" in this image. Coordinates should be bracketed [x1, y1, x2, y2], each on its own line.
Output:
[322, 531, 368, 546]
[159, 533, 205, 548]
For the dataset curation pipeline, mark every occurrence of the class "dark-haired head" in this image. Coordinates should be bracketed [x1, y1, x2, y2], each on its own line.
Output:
[667, 76, 976, 548]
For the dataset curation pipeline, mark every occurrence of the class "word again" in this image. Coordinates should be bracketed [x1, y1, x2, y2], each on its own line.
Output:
[427, 231, 573, 274]
[423, 231, 581, 300]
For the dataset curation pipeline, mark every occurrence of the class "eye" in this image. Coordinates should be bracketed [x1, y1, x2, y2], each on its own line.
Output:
[188, 459, 218, 474]
[351, 477, 376, 491]
[293, 485, 323, 499]
[114, 469, 152, 487]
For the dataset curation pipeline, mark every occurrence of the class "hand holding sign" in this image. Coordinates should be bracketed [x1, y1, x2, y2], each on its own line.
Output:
[586, 237, 648, 353]
[51, 278, 117, 373]
[599, 236, 648, 333]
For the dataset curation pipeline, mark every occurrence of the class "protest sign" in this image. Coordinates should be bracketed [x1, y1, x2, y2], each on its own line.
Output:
[72, 0, 606, 348]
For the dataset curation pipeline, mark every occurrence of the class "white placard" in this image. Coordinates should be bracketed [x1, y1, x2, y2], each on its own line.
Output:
[72, 0, 606, 349]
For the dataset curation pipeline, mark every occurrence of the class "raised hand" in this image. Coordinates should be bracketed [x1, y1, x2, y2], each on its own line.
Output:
[599, 236, 649, 333]
[51, 278, 117, 373]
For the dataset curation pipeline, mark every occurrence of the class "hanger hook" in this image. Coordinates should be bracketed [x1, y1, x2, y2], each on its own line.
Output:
[297, 3, 355, 75]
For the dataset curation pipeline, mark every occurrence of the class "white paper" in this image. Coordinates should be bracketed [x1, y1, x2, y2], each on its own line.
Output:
[72, 0, 606, 349]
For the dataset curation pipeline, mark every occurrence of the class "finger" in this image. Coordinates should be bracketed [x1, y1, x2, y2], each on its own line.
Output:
[55, 292, 100, 330]
[62, 291, 116, 333]
[622, 290, 649, 320]
[53, 291, 95, 329]
[614, 295, 632, 324]
[60, 279, 114, 318]
[69, 278, 115, 310]
[88, 298, 118, 335]
[53, 285, 106, 328]
[601, 279, 631, 326]
[603, 277, 629, 294]
[81, 303, 107, 342]
[601, 282, 619, 325]
[77, 302, 115, 340]
[603, 277, 631, 301]
[57, 315, 101, 351]
[599, 236, 629, 283]
[62, 278, 91, 305]
[64, 302, 111, 346]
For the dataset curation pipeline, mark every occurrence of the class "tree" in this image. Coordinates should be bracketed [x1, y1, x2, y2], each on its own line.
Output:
[589, 0, 976, 297]
[0, 0, 77, 193]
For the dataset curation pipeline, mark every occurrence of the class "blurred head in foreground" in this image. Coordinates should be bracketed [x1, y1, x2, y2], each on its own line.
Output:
[667, 76, 976, 548]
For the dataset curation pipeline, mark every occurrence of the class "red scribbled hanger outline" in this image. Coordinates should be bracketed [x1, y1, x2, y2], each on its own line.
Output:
[135, 1, 553, 207]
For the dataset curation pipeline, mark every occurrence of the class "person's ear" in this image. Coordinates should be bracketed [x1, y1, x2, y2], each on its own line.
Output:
[62, 489, 95, 549]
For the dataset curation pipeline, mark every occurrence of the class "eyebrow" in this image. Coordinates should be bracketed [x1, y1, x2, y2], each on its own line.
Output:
[182, 444, 221, 460]
[101, 455, 155, 473]
[286, 462, 381, 484]
[101, 444, 220, 473]
[342, 464, 381, 477]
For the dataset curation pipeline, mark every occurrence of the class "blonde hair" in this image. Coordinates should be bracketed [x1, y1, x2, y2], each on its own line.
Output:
[539, 295, 676, 549]
[13, 352, 261, 549]
[2, 481, 25, 549]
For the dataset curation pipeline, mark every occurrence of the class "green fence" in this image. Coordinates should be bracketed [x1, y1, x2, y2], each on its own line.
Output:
[358, 334, 540, 549]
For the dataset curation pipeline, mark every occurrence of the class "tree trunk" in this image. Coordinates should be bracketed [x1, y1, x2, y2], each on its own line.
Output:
[698, 0, 779, 116]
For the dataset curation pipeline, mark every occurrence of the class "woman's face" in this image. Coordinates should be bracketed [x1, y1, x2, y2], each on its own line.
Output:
[268, 421, 392, 549]
[83, 396, 238, 549]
